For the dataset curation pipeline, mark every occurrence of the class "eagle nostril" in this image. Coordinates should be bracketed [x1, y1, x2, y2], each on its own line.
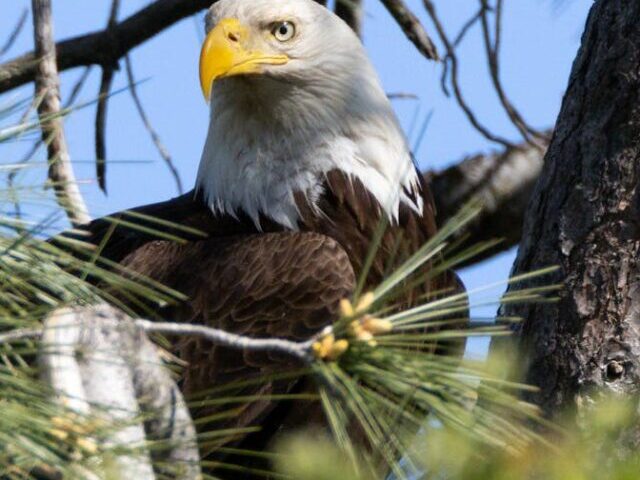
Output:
[228, 31, 239, 42]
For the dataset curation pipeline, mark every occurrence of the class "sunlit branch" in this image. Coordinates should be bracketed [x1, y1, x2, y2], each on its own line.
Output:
[31, 0, 90, 227]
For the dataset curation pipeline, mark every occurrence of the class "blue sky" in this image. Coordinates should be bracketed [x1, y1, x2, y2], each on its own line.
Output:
[0, 0, 591, 353]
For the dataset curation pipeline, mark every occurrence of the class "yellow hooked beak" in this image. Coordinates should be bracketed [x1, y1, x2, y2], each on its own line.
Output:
[199, 18, 289, 101]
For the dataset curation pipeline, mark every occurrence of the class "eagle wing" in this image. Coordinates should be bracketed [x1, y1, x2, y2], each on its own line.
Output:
[61, 197, 355, 451]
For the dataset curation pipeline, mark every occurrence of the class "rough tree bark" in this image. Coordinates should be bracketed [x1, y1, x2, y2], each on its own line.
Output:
[502, 0, 640, 415]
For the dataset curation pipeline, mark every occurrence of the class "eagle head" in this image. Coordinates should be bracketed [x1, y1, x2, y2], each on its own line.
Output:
[196, 0, 422, 229]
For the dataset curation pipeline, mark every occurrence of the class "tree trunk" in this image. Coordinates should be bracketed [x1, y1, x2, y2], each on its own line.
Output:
[502, 0, 640, 415]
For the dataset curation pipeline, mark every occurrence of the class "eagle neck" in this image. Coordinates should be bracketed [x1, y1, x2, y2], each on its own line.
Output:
[196, 77, 422, 230]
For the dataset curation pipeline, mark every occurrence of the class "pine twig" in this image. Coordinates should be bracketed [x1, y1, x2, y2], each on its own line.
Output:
[31, 0, 91, 227]
[478, 0, 544, 145]
[0, 327, 40, 344]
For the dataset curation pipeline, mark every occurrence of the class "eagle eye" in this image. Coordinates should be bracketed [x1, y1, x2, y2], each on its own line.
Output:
[271, 21, 296, 42]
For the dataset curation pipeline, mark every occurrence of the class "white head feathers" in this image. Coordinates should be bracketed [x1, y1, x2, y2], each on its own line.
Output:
[196, 0, 422, 230]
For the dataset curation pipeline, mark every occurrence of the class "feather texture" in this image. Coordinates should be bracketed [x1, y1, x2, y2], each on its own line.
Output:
[197, 0, 422, 229]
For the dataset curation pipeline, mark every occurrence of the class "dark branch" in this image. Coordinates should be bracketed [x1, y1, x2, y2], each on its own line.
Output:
[428, 137, 548, 265]
[423, 0, 513, 148]
[478, 0, 544, 145]
[0, 0, 214, 95]
[501, 0, 640, 415]
[95, 0, 121, 193]
[125, 55, 183, 194]
[96, 67, 114, 193]
[381, 0, 439, 61]
[335, 0, 363, 37]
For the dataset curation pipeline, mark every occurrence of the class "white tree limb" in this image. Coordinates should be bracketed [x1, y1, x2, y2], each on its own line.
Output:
[38, 305, 202, 480]
[32, 0, 90, 227]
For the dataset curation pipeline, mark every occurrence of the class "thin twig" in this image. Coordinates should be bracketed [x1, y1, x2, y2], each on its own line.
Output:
[136, 319, 314, 361]
[422, 0, 513, 148]
[453, 8, 483, 47]
[441, 7, 483, 97]
[478, 0, 544, 144]
[1, 316, 316, 362]
[96, 68, 114, 193]
[124, 55, 183, 194]
[96, 0, 121, 193]
[0, 8, 29, 59]
[494, 0, 503, 55]
[387, 92, 419, 100]
[381, 0, 439, 61]
[31, 0, 91, 227]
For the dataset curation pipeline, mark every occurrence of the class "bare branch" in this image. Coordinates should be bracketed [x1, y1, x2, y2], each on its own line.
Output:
[423, 0, 513, 148]
[96, 0, 121, 193]
[31, 0, 90, 227]
[381, 0, 439, 61]
[136, 319, 314, 361]
[440, 8, 483, 97]
[478, 0, 545, 145]
[0, 8, 29, 59]
[453, 8, 483, 48]
[107, 0, 121, 26]
[428, 137, 548, 265]
[2, 311, 315, 361]
[124, 55, 183, 194]
[335, 0, 364, 37]
[95, 67, 114, 193]
[0, 0, 214, 95]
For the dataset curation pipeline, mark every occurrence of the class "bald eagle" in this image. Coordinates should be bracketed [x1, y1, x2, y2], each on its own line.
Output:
[68, 0, 464, 470]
